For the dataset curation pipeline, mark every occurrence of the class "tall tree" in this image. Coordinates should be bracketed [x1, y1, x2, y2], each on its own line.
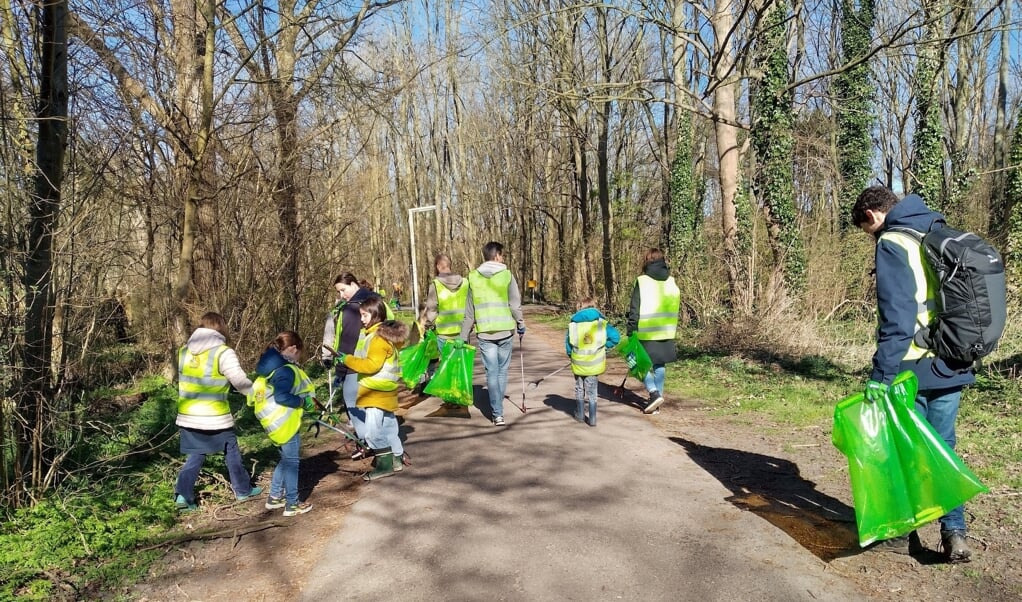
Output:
[18, 0, 68, 504]
[750, 0, 805, 303]
[908, 0, 946, 210]
[834, 0, 875, 231]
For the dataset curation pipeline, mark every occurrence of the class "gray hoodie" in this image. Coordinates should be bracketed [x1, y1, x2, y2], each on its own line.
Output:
[459, 261, 525, 341]
[175, 328, 253, 431]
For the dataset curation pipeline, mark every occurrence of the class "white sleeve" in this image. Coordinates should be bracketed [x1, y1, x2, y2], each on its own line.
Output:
[219, 348, 253, 396]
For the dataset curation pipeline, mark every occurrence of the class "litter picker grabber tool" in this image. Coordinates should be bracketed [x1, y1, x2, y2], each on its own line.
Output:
[320, 343, 344, 412]
[306, 397, 363, 451]
[528, 362, 571, 389]
[517, 333, 528, 413]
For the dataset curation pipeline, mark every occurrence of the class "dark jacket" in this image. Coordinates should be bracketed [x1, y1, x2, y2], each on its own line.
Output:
[334, 286, 375, 379]
[626, 259, 678, 365]
[872, 194, 974, 390]
[255, 347, 303, 409]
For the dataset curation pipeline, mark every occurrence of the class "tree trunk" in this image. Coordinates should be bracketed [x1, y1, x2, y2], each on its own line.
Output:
[18, 0, 68, 504]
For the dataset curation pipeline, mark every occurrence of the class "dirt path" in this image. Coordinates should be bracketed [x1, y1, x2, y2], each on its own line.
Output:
[132, 313, 1022, 601]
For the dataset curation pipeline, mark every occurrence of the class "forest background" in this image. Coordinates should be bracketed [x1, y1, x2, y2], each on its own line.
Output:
[2, 0, 1022, 597]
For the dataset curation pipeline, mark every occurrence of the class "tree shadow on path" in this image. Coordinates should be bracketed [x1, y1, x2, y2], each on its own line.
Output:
[671, 436, 863, 561]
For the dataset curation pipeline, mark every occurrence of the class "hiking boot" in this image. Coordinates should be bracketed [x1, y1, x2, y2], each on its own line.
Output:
[236, 486, 263, 501]
[364, 448, 395, 481]
[941, 530, 972, 563]
[264, 496, 286, 510]
[871, 534, 911, 555]
[493, 415, 505, 426]
[283, 501, 313, 517]
[175, 494, 198, 512]
[644, 391, 665, 414]
[394, 452, 410, 472]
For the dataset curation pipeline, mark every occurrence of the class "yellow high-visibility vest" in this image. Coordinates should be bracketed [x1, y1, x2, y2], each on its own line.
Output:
[636, 275, 680, 341]
[248, 364, 315, 445]
[569, 319, 608, 376]
[434, 280, 469, 336]
[467, 270, 516, 332]
[177, 345, 230, 418]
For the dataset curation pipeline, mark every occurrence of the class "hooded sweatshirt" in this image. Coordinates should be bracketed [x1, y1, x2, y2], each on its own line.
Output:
[871, 194, 975, 390]
[459, 261, 525, 341]
[175, 328, 253, 430]
[424, 272, 466, 329]
[564, 307, 622, 357]
[255, 346, 304, 409]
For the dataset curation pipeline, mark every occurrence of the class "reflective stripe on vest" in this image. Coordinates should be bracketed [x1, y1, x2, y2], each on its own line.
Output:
[177, 345, 230, 417]
[249, 364, 314, 445]
[636, 275, 681, 341]
[569, 319, 607, 376]
[878, 230, 937, 361]
[355, 330, 401, 391]
[435, 280, 469, 335]
[467, 270, 516, 332]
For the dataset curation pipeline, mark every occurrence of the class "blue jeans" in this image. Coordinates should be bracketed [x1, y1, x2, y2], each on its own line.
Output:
[643, 364, 666, 396]
[270, 432, 301, 505]
[335, 371, 366, 440]
[478, 335, 514, 419]
[575, 375, 598, 425]
[915, 387, 966, 532]
[175, 436, 251, 501]
[363, 406, 403, 455]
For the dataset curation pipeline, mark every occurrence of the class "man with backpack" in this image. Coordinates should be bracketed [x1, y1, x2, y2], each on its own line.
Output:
[851, 185, 994, 563]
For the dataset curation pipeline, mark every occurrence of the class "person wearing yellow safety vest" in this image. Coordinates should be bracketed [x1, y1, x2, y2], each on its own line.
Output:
[459, 241, 526, 427]
[174, 312, 261, 512]
[565, 297, 621, 426]
[852, 186, 975, 563]
[334, 296, 410, 481]
[423, 253, 467, 402]
[251, 331, 316, 516]
[626, 248, 680, 415]
[321, 273, 376, 451]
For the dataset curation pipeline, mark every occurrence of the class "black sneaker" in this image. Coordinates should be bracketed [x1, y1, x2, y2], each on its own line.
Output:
[644, 391, 665, 414]
[941, 530, 972, 563]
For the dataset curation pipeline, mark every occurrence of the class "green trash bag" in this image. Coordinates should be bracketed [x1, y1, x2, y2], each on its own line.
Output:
[423, 339, 476, 406]
[832, 370, 988, 547]
[617, 333, 652, 380]
[398, 329, 436, 389]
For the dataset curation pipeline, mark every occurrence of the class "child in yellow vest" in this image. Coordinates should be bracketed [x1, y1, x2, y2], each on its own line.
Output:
[251, 331, 315, 516]
[334, 296, 410, 480]
[565, 298, 620, 426]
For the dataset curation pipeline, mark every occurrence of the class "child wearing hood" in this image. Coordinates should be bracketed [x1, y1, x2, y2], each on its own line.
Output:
[174, 312, 261, 511]
[565, 298, 621, 426]
[251, 330, 316, 516]
[334, 296, 410, 480]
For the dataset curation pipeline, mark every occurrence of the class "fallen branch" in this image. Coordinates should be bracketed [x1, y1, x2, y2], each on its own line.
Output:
[138, 520, 293, 551]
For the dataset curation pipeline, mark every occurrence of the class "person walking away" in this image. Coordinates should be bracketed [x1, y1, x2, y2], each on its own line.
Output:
[250, 331, 316, 516]
[626, 248, 680, 414]
[460, 241, 526, 426]
[851, 185, 975, 563]
[423, 253, 467, 400]
[334, 296, 410, 480]
[174, 312, 262, 511]
[321, 273, 375, 457]
[565, 297, 621, 426]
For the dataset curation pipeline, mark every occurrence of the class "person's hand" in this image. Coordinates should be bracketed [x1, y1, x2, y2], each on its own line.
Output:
[334, 352, 347, 365]
[864, 380, 888, 403]
[425, 323, 436, 331]
[517, 326, 526, 336]
[303, 397, 316, 412]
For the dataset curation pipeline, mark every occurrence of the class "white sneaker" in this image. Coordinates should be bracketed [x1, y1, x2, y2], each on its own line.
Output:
[493, 416, 505, 426]
[644, 394, 665, 414]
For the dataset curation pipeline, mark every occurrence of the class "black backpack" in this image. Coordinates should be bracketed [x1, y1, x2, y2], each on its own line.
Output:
[889, 225, 1006, 366]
